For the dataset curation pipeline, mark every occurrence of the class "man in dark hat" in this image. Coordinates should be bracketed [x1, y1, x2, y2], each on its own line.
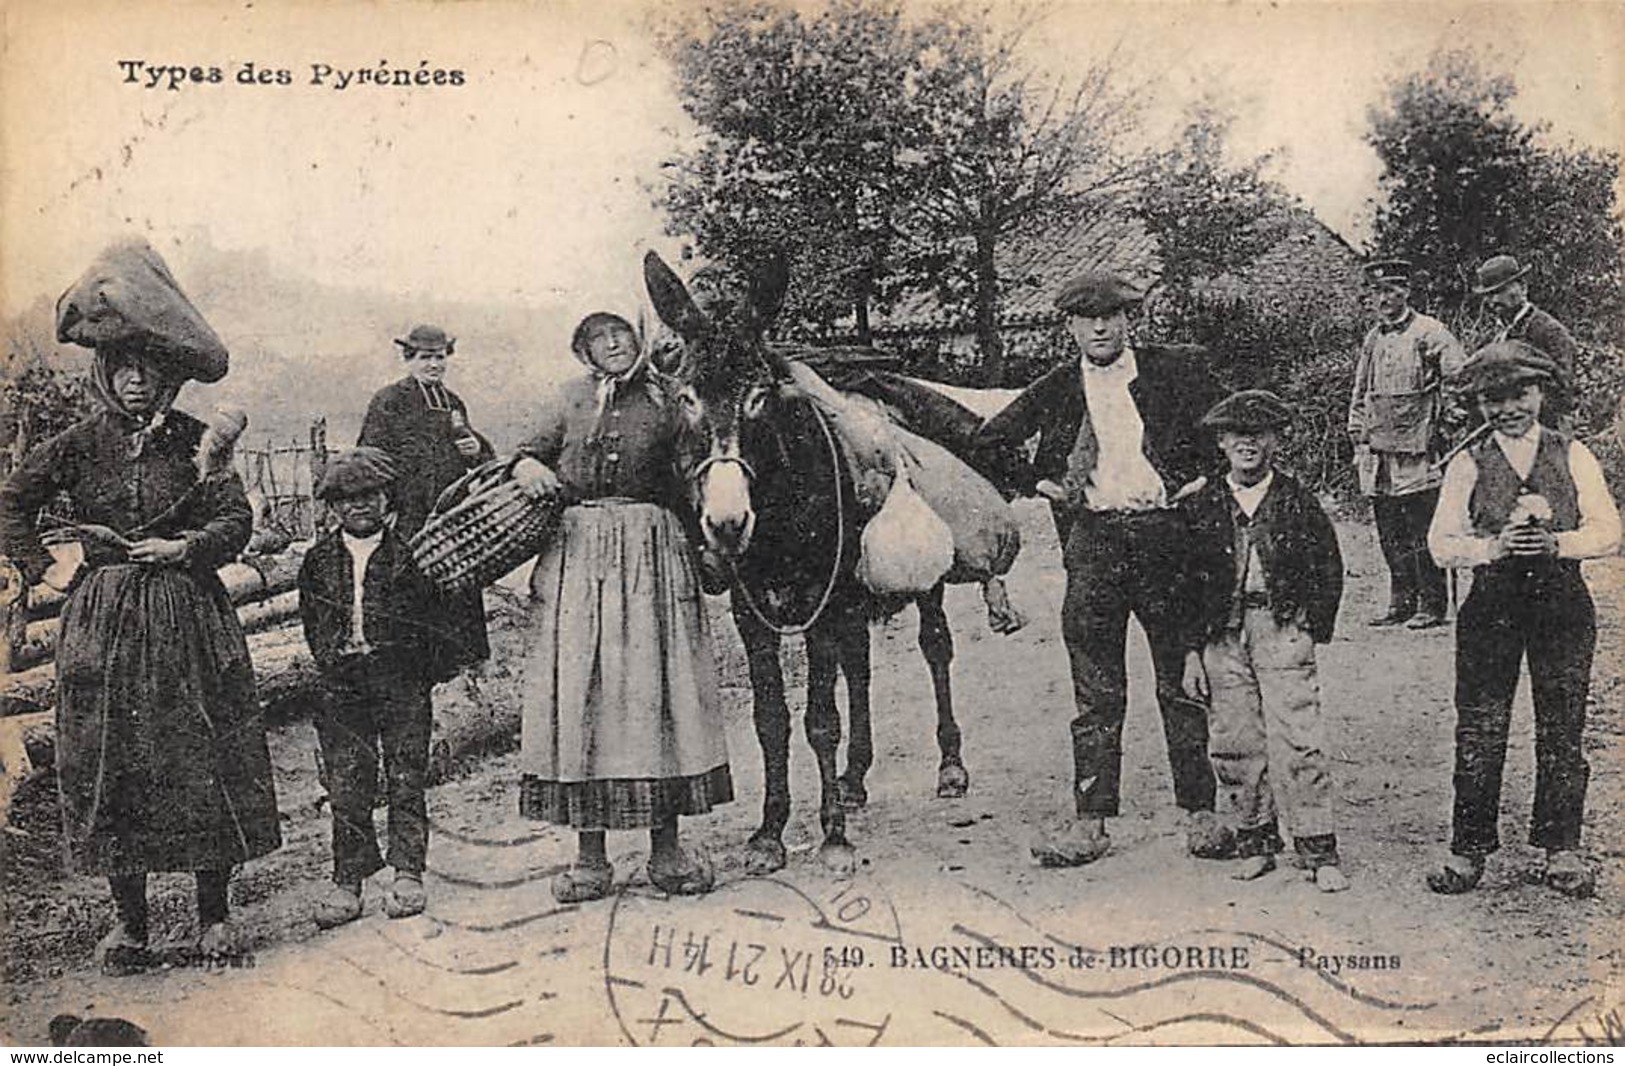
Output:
[1348, 259, 1468, 629]
[978, 270, 1232, 867]
[1471, 254, 1577, 425]
[1425, 341, 1619, 900]
[1180, 391, 1348, 892]
[358, 323, 492, 672]
[299, 447, 464, 927]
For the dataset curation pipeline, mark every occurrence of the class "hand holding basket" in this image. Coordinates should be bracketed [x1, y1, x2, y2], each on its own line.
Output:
[410, 456, 563, 593]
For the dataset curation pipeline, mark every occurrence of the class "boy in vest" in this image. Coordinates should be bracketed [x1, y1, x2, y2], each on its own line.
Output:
[299, 447, 458, 927]
[1426, 342, 1620, 897]
[1181, 391, 1349, 891]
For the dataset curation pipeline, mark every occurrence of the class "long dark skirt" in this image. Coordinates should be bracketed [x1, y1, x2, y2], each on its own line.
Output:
[54, 563, 281, 875]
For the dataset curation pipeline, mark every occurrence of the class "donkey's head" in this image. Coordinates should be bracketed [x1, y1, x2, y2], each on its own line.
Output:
[644, 251, 791, 558]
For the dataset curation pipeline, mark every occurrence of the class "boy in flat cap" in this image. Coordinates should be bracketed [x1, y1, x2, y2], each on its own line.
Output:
[1181, 392, 1349, 891]
[1425, 342, 1619, 898]
[1348, 259, 1468, 630]
[299, 447, 460, 927]
[1472, 254, 1578, 426]
[977, 270, 1232, 867]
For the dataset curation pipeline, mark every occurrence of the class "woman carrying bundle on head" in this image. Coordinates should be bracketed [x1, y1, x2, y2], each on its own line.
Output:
[0, 239, 280, 973]
[508, 311, 733, 902]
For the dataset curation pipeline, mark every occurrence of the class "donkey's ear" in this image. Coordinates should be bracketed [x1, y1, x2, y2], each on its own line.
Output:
[748, 249, 790, 328]
[644, 252, 710, 342]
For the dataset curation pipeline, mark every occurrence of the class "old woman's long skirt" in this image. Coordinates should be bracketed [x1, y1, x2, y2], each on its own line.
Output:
[517, 501, 732, 829]
[54, 562, 282, 874]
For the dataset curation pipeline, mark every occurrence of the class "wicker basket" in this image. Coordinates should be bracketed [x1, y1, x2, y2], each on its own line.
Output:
[411, 458, 562, 593]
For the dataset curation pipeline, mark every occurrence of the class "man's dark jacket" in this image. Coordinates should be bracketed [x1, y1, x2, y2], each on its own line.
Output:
[298, 524, 461, 685]
[358, 377, 494, 537]
[1181, 470, 1344, 648]
[973, 344, 1226, 501]
[1504, 304, 1579, 417]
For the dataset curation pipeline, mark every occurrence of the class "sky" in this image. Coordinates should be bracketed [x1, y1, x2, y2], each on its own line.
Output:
[2, 0, 1622, 345]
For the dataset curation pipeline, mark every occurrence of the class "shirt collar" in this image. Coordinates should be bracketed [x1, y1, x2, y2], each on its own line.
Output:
[1508, 302, 1534, 330]
[1080, 345, 1137, 382]
[1226, 469, 1275, 510]
[1493, 423, 1541, 453]
[1378, 308, 1415, 334]
[341, 527, 384, 548]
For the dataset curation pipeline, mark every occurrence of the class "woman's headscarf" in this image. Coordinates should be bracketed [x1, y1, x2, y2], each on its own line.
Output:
[571, 312, 660, 419]
[90, 341, 183, 457]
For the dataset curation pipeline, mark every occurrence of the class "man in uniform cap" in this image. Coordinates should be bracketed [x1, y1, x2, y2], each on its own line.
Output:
[1425, 341, 1619, 899]
[1471, 254, 1577, 425]
[978, 269, 1233, 867]
[1180, 391, 1349, 891]
[300, 447, 463, 927]
[1348, 258, 1468, 629]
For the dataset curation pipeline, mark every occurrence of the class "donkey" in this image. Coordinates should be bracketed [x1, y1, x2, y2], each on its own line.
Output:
[644, 251, 993, 875]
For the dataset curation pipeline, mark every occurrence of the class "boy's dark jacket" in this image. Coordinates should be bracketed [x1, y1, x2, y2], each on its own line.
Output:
[298, 523, 460, 684]
[1181, 469, 1344, 647]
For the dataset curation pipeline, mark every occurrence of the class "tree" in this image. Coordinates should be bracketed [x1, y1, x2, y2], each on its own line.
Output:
[654, 1, 1142, 377]
[900, 6, 1143, 379]
[1365, 47, 1624, 353]
[654, 0, 938, 338]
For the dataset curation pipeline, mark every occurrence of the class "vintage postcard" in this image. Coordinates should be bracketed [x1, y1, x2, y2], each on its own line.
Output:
[2, 0, 1623, 1048]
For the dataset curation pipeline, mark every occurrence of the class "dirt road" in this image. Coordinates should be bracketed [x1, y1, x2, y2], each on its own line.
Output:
[4, 502, 1622, 1045]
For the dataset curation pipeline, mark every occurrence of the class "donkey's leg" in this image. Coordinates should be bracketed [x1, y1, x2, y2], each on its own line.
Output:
[835, 606, 874, 810]
[919, 583, 969, 798]
[736, 605, 791, 875]
[805, 623, 855, 875]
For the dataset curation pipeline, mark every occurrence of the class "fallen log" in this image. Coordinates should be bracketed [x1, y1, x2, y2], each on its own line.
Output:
[24, 549, 307, 622]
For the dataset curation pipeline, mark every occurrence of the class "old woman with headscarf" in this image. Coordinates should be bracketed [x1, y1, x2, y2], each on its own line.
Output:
[0, 239, 280, 973]
[509, 311, 732, 902]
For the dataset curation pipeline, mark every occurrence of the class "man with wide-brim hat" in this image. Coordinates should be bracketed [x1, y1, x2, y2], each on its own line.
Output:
[1348, 258, 1468, 630]
[977, 269, 1234, 868]
[1471, 254, 1578, 426]
[358, 323, 493, 673]
[1425, 339, 1619, 899]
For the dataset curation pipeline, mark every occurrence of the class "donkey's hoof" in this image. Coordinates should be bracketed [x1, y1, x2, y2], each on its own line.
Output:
[819, 841, 857, 878]
[744, 835, 787, 875]
[836, 778, 869, 810]
[936, 762, 970, 799]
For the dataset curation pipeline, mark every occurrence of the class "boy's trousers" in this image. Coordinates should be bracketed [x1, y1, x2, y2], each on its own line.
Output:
[314, 658, 434, 884]
[1204, 605, 1338, 865]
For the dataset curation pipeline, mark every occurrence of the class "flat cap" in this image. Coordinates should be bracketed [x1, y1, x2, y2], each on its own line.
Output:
[1455, 340, 1557, 395]
[315, 446, 399, 500]
[1055, 271, 1144, 317]
[1201, 389, 1294, 432]
[394, 324, 455, 355]
[1471, 254, 1531, 295]
[1362, 259, 1412, 288]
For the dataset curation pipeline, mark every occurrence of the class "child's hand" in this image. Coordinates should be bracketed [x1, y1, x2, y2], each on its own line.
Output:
[1181, 651, 1210, 702]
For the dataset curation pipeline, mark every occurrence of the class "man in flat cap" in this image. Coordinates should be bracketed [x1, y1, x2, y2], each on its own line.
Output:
[1472, 254, 1577, 426]
[1180, 391, 1349, 892]
[358, 324, 492, 673]
[1425, 341, 1619, 899]
[1348, 259, 1468, 629]
[978, 270, 1232, 867]
[299, 447, 464, 927]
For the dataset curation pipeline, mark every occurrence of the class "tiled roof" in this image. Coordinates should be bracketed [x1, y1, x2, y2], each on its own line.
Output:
[873, 203, 1362, 336]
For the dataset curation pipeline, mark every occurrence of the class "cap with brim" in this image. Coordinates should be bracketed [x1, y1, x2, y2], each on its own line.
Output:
[1471, 254, 1531, 296]
[394, 324, 455, 355]
[1362, 259, 1412, 288]
[1201, 389, 1294, 432]
[1055, 271, 1144, 317]
[1456, 340, 1557, 395]
[316, 446, 400, 500]
[56, 237, 230, 384]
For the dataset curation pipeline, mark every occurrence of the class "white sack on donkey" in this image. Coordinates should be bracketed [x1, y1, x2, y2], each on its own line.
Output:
[856, 459, 956, 595]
